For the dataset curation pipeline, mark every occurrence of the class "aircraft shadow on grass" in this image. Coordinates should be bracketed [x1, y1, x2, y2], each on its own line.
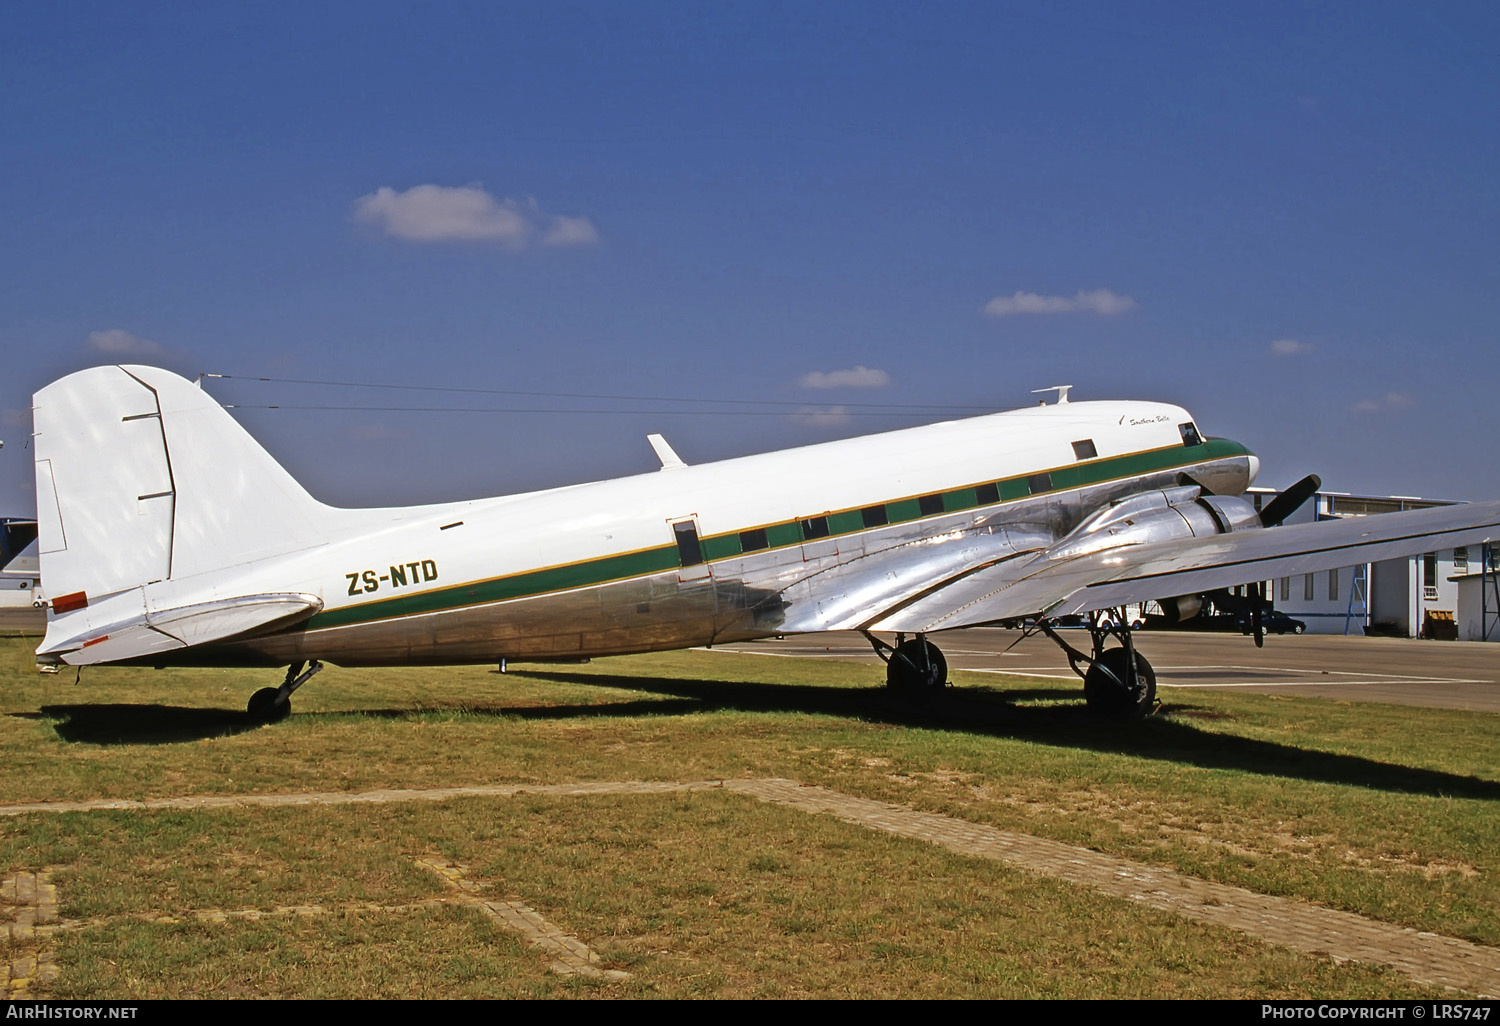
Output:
[31, 668, 1500, 802]
[509, 669, 1500, 802]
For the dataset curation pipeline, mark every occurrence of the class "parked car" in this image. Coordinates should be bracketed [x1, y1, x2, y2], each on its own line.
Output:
[1238, 611, 1306, 635]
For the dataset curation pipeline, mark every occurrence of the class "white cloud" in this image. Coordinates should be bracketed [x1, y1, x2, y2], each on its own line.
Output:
[541, 215, 601, 247]
[796, 365, 891, 389]
[351, 184, 599, 248]
[87, 329, 165, 356]
[983, 288, 1137, 318]
[1352, 391, 1416, 413]
[789, 405, 851, 426]
[1270, 338, 1314, 356]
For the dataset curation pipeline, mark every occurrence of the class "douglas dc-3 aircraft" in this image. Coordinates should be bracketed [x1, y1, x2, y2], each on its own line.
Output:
[29, 365, 1500, 722]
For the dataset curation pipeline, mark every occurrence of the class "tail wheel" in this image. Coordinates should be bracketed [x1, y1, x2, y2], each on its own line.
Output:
[886, 638, 948, 693]
[247, 687, 291, 724]
[1083, 648, 1156, 719]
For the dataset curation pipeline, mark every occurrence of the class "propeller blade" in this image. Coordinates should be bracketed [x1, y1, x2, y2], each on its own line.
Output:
[1259, 474, 1322, 527]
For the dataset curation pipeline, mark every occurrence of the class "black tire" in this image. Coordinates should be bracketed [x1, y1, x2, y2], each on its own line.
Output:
[886, 639, 947, 693]
[247, 687, 290, 724]
[1083, 648, 1156, 719]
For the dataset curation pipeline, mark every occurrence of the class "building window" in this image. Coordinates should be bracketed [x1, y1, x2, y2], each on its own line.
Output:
[1328, 569, 1338, 602]
[1071, 439, 1097, 460]
[1304, 574, 1314, 601]
[1423, 552, 1438, 600]
[1280, 577, 1289, 601]
[1455, 547, 1469, 572]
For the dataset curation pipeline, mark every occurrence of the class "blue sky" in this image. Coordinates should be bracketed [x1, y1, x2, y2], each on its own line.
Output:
[3, 1, 1496, 510]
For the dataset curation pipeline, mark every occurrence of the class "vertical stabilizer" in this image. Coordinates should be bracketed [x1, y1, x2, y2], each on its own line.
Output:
[33, 365, 331, 604]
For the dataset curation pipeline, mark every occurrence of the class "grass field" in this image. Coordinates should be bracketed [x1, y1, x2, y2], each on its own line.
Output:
[2, 633, 1497, 998]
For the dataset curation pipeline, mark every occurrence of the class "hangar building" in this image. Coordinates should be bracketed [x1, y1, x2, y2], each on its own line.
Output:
[1242, 488, 1500, 642]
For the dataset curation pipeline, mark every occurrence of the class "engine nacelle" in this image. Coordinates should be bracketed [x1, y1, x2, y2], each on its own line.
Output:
[1157, 594, 1203, 623]
[1045, 486, 1261, 564]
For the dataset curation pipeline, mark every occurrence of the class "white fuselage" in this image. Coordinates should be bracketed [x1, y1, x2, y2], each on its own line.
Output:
[61, 398, 1249, 666]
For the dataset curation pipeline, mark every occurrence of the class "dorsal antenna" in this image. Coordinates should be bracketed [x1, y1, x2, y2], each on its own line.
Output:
[1030, 385, 1073, 405]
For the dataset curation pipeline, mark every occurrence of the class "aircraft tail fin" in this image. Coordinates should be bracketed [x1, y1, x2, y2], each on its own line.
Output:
[32, 365, 332, 607]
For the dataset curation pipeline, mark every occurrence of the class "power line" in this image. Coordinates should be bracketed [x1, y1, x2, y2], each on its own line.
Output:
[202, 372, 994, 415]
[220, 404, 953, 418]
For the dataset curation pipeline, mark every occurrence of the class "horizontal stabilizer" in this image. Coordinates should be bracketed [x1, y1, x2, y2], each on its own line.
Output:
[39, 593, 322, 666]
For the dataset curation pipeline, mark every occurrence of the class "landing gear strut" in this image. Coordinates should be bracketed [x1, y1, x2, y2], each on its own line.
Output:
[247, 660, 323, 723]
[863, 631, 948, 694]
[1038, 610, 1157, 719]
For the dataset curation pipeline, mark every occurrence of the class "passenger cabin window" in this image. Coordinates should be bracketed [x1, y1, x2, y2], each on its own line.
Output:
[1027, 473, 1052, 495]
[975, 482, 999, 505]
[861, 505, 888, 528]
[739, 527, 768, 552]
[1179, 422, 1203, 447]
[1071, 439, 1097, 460]
[801, 515, 830, 540]
[673, 521, 703, 567]
[918, 494, 944, 516]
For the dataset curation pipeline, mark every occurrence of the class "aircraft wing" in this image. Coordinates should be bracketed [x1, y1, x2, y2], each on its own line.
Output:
[1, 519, 38, 576]
[862, 499, 1500, 633]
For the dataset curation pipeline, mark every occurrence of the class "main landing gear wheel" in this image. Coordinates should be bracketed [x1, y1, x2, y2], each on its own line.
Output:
[1083, 648, 1156, 719]
[247, 687, 290, 724]
[886, 638, 948, 693]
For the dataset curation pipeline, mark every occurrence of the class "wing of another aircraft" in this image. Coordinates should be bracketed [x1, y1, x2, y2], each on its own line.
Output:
[1, 519, 38, 575]
[864, 499, 1500, 634]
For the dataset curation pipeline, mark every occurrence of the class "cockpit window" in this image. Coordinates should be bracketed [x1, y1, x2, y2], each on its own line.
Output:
[1179, 422, 1203, 447]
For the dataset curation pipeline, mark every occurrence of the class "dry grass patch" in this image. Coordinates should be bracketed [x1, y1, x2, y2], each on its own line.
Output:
[10, 795, 1441, 1000]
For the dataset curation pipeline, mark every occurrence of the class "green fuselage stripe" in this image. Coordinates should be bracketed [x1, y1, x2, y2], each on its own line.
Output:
[305, 438, 1250, 632]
